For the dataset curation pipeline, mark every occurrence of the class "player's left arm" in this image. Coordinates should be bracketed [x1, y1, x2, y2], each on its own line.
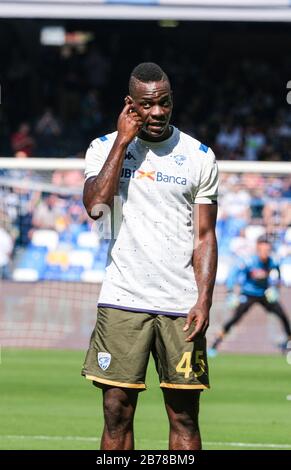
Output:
[184, 146, 218, 342]
[184, 203, 218, 341]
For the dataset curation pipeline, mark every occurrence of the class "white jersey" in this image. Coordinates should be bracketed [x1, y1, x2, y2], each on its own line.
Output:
[85, 126, 218, 316]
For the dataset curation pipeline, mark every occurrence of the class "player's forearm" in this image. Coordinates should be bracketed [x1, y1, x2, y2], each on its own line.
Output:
[193, 232, 218, 308]
[83, 136, 128, 218]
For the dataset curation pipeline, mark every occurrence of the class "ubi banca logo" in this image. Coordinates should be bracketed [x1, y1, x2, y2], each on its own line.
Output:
[121, 168, 187, 185]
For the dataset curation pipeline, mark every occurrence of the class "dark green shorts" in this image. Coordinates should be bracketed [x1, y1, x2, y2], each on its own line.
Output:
[81, 307, 209, 391]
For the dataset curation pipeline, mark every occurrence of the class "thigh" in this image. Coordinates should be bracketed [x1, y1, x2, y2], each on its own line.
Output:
[234, 295, 255, 316]
[163, 388, 201, 424]
[153, 315, 209, 390]
[102, 386, 139, 422]
[262, 299, 289, 321]
[82, 307, 154, 390]
[260, 297, 282, 314]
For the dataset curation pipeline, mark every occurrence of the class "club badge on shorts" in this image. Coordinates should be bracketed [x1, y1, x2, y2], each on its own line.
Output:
[98, 352, 111, 371]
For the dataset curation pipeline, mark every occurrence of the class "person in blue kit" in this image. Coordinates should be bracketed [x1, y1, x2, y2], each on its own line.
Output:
[209, 236, 291, 355]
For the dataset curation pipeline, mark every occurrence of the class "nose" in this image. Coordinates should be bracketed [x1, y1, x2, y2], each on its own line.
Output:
[150, 105, 165, 120]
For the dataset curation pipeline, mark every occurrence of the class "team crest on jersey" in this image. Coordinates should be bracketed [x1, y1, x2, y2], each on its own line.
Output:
[98, 352, 111, 371]
[173, 154, 186, 166]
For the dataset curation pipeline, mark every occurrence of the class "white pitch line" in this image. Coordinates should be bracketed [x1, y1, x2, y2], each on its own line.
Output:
[0, 435, 99, 442]
[204, 441, 291, 449]
[0, 435, 291, 449]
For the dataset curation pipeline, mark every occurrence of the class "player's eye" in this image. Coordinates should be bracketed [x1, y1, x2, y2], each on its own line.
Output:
[142, 103, 151, 109]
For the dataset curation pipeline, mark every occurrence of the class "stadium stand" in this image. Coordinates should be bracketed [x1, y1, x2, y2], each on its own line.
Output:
[0, 16, 290, 284]
[0, 3, 290, 355]
[1, 20, 291, 161]
[0, 161, 290, 286]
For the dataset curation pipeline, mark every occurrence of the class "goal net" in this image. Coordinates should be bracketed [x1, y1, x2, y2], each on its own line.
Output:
[0, 158, 290, 352]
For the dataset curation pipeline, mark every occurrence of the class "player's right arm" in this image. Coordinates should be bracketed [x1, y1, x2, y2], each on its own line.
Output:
[83, 103, 143, 220]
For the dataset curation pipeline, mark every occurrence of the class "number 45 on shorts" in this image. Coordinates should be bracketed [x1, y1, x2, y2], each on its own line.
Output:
[176, 351, 206, 379]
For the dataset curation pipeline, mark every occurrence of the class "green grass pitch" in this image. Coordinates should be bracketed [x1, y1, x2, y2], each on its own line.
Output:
[0, 349, 291, 450]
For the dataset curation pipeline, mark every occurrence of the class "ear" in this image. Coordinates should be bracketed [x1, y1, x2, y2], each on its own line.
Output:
[124, 95, 134, 105]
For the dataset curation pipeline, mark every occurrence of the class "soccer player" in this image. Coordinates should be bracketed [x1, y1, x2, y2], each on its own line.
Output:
[82, 62, 218, 450]
[209, 236, 291, 355]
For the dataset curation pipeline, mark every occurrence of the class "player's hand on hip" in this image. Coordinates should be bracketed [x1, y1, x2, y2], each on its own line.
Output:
[117, 102, 143, 145]
[183, 303, 210, 342]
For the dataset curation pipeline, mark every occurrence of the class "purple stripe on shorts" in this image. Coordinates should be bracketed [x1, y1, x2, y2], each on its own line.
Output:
[97, 303, 187, 317]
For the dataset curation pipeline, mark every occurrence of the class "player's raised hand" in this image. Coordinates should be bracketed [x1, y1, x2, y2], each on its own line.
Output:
[117, 102, 143, 145]
[183, 303, 210, 342]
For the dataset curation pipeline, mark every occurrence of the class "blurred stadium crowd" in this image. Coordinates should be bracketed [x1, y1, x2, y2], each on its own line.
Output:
[1, 21, 291, 161]
[0, 168, 290, 284]
[0, 167, 107, 281]
[1, 50, 291, 162]
[0, 20, 291, 284]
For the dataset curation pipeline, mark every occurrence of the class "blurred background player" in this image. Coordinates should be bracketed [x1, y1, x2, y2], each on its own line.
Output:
[209, 236, 291, 356]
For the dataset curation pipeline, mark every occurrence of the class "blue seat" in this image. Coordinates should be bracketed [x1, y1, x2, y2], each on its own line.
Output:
[93, 259, 106, 270]
[42, 265, 63, 281]
[59, 266, 84, 281]
[17, 246, 47, 276]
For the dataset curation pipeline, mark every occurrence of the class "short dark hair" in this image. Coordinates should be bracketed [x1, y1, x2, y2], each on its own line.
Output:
[129, 62, 169, 96]
[257, 235, 271, 245]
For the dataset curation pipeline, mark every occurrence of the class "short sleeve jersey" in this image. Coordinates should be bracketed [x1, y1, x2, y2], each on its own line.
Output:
[85, 126, 218, 316]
